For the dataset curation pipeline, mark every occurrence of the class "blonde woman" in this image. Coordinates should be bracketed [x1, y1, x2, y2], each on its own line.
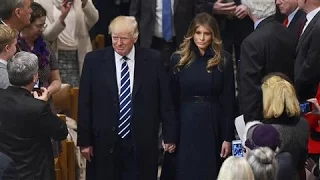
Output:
[164, 12, 236, 180]
[261, 73, 309, 180]
[218, 156, 254, 180]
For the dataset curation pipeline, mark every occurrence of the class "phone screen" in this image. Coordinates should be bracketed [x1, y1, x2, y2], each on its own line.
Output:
[300, 102, 312, 114]
[232, 140, 244, 157]
[33, 79, 40, 89]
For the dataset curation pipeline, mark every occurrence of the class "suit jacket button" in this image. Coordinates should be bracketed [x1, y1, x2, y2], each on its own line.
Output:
[112, 127, 116, 131]
[109, 148, 114, 153]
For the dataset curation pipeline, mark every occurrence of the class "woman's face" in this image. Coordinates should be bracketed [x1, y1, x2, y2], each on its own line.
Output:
[27, 16, 47, 41]
[193, 25, 213, 54]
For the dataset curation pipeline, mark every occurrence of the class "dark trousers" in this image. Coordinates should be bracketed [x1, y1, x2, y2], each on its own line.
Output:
[116, 135, 137, 180]
[151, 36, 177, 73]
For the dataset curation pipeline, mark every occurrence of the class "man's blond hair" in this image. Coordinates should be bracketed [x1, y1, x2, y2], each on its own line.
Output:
[0, 25, 18, 52]
[108, 16, 139, 38]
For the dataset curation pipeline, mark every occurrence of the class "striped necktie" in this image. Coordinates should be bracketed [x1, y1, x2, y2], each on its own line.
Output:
[118, 56, 132, 138]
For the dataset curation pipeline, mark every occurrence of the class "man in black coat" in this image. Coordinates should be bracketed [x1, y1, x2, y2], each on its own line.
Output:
[294, 0, 320, 102]
[239, 0, 296, 123]
[77, 16, 176, 180]
[276, 0, 306, 40]
[0, 52, 68, 180]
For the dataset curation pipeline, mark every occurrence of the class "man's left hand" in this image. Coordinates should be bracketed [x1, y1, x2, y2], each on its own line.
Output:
[235, 5, 248, 19]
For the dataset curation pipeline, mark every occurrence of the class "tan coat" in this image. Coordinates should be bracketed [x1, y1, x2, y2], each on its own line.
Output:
[34, 0, 99, 74]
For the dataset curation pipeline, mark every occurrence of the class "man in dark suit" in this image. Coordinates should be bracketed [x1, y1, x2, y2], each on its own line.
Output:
[0, 152, 19, 180]
[129, 0, 207, 68]
[294, 0, 320, 102]
[239, 0, 296, 123]
[0, 0, 32, 31]
[0, 52, 68, 180]
[77, 16, 176, 180]
[276, 0, 306, 39]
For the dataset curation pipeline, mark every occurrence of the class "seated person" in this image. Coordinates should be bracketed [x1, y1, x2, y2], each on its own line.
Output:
[243, 123, 294, 180]
[218, 156, 254, 180]
[0, 52, 68, 180]
[0, 24, 18, 89]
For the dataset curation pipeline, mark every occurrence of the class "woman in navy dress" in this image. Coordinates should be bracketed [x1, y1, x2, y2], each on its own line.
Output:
[168, 12, 236, 180]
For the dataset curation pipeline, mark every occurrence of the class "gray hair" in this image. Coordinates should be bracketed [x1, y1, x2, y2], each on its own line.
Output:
[246, 147, 278, 180]
[242, 0, 276, 19]
[0, 0, 24, 20]
[8, 51, 38, 86]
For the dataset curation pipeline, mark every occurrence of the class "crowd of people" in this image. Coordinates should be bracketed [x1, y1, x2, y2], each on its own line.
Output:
[0, 0, 320, 180]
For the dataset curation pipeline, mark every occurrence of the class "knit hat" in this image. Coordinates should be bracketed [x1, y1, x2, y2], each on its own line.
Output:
[245, 124, 280, 151]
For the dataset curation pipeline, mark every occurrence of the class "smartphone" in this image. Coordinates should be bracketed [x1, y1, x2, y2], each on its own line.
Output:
[67, 0, 74, 2]
[300, 102, 312, 114]
[232, 140, 244, 157]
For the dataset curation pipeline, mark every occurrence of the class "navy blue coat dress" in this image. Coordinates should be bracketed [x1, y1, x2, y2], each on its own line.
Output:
[163, 46, 235, 180]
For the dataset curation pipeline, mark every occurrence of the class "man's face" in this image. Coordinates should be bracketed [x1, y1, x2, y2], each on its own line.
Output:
[8, 38, 17, 59]
[16, 0, 32, 29]
[276, 0, 298, 15]
[111, 30, 137, 57]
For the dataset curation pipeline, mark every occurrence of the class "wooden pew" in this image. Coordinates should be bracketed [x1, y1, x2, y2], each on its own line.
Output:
[55, 114, 76, 180]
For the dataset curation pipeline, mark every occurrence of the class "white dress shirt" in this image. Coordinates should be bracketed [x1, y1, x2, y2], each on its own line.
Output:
[302, 6, 320, 34]
[287, 8, 299, 27]
[254, 17, 267, 30]
[114, 46, 135, 94]
[0, 59, 7, 65]
[154, 0, 176, 38]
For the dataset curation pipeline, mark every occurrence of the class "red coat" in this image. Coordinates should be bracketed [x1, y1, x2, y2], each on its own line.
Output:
[304, 84, 320, 154]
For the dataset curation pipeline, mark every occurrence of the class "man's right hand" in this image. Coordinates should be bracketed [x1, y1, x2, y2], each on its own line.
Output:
[212, 0, 237, 15]
[81, 146, 94, 162]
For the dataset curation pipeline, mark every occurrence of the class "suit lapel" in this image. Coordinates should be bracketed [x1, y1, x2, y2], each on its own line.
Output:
[297, 11, 320, 51]
[101, 48, 119, 103]
[132, 48, 146, 99]
[289, 10, 303, 28]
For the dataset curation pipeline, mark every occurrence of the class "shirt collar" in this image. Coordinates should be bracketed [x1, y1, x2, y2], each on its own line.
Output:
[288, 8, 299, 25]
[0, 19, 8, 27]
[0, 59, 7, 65]
[114, 45, 135, 61]
[306, 6, 320, 24]
[254, 17, 267, 30]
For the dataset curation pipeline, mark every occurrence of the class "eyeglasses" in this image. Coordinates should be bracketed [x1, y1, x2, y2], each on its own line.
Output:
[33, 23, 47, 30]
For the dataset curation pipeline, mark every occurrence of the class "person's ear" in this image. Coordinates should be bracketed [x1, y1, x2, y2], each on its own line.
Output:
[4, 44, 10, 53]
[33, 72, 39, 83]
[14, 8, 22, 19]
